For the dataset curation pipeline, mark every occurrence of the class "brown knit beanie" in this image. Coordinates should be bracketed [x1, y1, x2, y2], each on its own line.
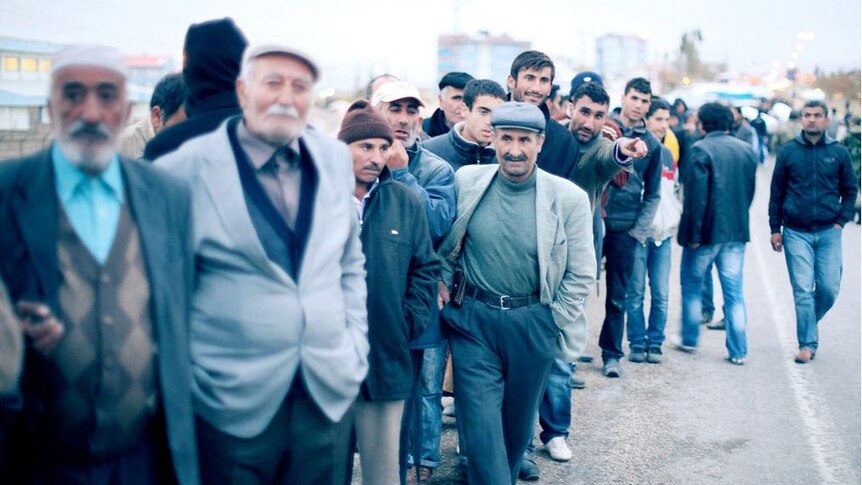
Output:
[338, 99, 394, 145]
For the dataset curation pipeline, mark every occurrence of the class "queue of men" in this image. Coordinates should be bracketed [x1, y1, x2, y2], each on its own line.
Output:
[0, 17, 857, 485]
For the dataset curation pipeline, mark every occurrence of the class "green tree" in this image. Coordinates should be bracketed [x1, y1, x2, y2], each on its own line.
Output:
[679, 30, 703, 79]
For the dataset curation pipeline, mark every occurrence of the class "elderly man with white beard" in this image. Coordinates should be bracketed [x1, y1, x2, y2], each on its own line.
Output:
[0, 44, 198, 484]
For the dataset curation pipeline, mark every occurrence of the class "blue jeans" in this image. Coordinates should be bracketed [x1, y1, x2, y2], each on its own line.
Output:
[626, 238, 671, 351]
[782, 227, 843, 352]
[526, 360, 574, 454]
[406, 342, 446, 469]
[680, 243, 748, 359]
[702, 262, 716, 316]
[537, 358, 572, 444]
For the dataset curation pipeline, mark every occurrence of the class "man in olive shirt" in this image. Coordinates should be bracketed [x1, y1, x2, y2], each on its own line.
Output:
[438, 102, 595, 484]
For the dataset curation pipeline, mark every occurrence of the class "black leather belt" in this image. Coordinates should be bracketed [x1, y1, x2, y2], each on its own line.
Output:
[465, 283, 540, 310]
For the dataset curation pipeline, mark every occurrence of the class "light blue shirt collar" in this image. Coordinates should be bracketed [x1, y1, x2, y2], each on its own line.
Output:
[52, 143, 124, 205]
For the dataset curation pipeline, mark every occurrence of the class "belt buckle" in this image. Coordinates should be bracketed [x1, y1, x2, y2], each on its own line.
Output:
[499, 295, 511, 310]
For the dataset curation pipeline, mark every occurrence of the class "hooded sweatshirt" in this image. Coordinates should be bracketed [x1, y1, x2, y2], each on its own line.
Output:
[144, 17, 247, 161]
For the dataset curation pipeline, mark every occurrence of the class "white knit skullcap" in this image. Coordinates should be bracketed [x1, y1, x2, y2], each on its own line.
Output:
[51, 44, 128, 78]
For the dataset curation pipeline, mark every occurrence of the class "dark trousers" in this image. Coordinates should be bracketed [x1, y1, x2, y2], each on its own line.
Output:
[398, 349, 424, 484]
[197, 393, 354, 485]
[599, 229, 638, 362]
[442, 297, 557, 485]
[37, 434, 173, 485]
[5, 412, 175, 485]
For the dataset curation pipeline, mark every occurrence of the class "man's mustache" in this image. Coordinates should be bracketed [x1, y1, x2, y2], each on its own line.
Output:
[503, 153, 528, 162]
[266, 104, 300, 118]
[68, 120, 111, 139]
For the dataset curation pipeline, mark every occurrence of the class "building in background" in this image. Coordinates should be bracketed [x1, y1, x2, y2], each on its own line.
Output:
[438, 32, 530, 86]
[0, 36, 61, 132]
[595, 34, 648, 81]
[0, 36, 174, 160]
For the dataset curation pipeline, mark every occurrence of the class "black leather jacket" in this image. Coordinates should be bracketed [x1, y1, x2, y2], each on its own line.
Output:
[678, 131, 757, 246]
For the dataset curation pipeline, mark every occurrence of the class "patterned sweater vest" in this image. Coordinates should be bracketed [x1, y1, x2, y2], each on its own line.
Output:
[50, 200, 157, 458]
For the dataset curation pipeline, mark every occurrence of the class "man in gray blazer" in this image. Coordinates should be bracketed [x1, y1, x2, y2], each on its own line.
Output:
[438, 102, 596, 485]
[155, 44, 369, 484]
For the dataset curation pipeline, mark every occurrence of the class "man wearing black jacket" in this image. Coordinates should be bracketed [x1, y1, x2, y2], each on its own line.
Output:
[505, 51, 577, 179]
[422, 72, 474, 138]
[423, 79, 506, 171]
[677, 103, 757, 365]
[599, 77, 662, 378]
[339, 100, 440, 484]
[143, 18, 247, 160]
[769, 100, 858, 364]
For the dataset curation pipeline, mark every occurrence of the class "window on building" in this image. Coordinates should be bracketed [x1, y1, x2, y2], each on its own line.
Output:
[39, 59, 51, 72]
[3, 57, 20, 72]
[22, 58, 38, 72]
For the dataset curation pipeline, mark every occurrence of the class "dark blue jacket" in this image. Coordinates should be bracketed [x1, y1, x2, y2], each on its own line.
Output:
[422, 123, 496, 172]
[769, 133, 859, 233]
[359, 169, 440, 399]
[604, 116, 662, 240]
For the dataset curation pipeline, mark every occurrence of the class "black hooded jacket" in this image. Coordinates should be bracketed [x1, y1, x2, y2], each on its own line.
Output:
[144, 18, 247, 161]
[422, 108, 453, 138]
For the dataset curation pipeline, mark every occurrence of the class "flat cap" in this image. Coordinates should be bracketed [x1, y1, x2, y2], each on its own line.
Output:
[51, 44, 128, 78]
[439, 71, 474, 90]
[243, 44, 319, 81]
[490, 102, 545, 133]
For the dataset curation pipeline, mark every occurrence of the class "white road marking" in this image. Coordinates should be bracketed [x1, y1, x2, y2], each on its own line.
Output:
[751, 228, 854, 484]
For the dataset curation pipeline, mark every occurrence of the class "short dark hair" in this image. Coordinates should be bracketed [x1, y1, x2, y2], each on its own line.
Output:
[150, 73, 186, 121]
[803, 100, 829, 116]
[463, 79, 506, 109]
[698, 102, 733, 133]
[571, 82, 609, 106]
[646, 97, 672, 119]
[509, 50, 555, 82]
[624, 77, 651, 96]
[549, 84, 560, 101]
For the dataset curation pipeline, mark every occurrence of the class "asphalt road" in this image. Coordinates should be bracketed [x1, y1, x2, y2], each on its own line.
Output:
[354, 157, 861, 484]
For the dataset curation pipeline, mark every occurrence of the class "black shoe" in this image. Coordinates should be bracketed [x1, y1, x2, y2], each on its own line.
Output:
[518, 453, 540, 481]
[701, 310, 714, 325]
[577, 354, 594, 363]
[628, 350, 646, 363]
[706, 318, 726, 330]
[570, 373, 586, 389]
[646, 347, 663, 364]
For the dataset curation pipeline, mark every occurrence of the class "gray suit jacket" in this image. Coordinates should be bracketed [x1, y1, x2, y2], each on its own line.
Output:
[156, 121, 369, 438]
[438, 165, 596, 360]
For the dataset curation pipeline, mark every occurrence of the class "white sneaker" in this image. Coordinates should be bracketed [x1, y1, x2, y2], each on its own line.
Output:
[442, 402, 456, 417]
[545, 436, 572, 462]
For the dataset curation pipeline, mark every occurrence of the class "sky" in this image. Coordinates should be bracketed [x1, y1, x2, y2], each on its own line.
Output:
[2, 0, 860, 92]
